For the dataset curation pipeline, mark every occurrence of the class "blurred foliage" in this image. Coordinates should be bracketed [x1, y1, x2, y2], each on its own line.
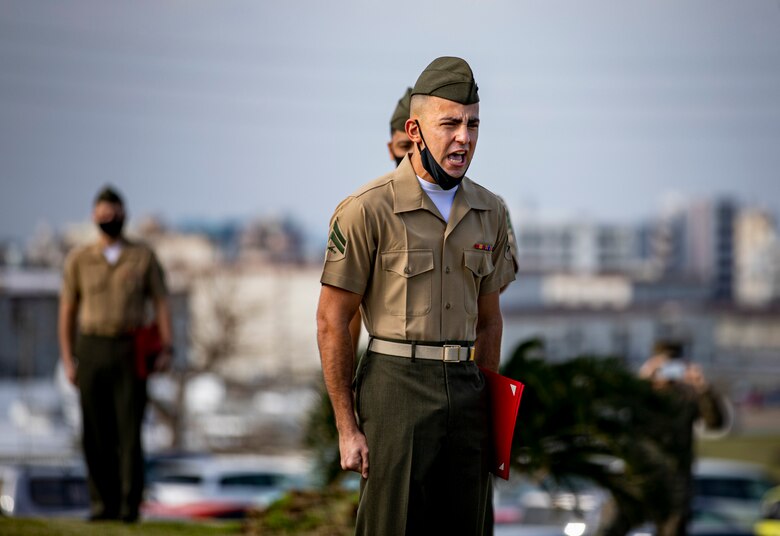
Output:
[503, 338, 692, 527]
[302, 388, 343, 487]
[246, 488, 358, 536]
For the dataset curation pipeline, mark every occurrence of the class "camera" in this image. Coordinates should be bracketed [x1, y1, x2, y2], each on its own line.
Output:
[657, 361, 686, 380]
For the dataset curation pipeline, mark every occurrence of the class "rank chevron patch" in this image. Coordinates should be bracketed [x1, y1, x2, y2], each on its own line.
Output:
[326, 220, 347, 260]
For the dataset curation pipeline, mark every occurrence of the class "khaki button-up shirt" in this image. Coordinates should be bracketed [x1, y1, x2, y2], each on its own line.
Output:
[321, 157, 515, 342]
[61, 240, 167, 336]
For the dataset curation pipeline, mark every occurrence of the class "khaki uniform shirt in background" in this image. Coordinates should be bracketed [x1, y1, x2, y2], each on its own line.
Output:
[499, 197, 519, 275]
[61, 240, 167, 336]
[321, 156, 515, 342]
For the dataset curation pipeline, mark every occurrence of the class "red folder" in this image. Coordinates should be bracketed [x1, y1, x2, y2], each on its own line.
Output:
[133, 323, 162, 380]
[480, 366, 524, 480]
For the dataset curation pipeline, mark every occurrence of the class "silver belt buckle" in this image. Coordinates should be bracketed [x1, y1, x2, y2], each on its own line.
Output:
[443, 345, 462, 362]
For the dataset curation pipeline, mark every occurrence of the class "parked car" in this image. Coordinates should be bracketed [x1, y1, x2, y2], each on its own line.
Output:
[0, 461, 89, 518]
[142, 454, 312, 519]
[755, 485, 780, 536]
[692, 458, 777, 531]
[493, 474, 608, 536]
[626, 458, 777, 536]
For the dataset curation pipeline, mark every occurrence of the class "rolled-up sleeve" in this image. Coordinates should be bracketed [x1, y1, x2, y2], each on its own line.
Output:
[60, 250, 80, 304]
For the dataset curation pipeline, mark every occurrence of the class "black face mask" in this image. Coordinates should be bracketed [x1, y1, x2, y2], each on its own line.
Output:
[394, 155, 405, 167]
[415, 120, 466, 191]
[99, 218, 124, 238]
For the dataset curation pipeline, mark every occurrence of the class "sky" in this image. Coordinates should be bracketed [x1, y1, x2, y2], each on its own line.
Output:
[1, 0, 779, 245]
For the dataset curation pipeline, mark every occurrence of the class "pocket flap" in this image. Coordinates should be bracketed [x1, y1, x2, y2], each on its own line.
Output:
[463, 250, 495, 277]
[382, 249, 434, 278]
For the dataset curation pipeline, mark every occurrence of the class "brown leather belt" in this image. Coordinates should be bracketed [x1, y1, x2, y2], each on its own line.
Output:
[368, 338, 475, 362]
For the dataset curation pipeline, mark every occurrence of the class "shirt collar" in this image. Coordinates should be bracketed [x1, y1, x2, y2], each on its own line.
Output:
[88, 238, 129, 258]
[392, 155, 490, 214]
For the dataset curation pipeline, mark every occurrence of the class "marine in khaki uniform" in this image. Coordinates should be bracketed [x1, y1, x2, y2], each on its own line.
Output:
[58, 187, 173, 522]
[317, 57, 515, 535]
[360, 87, 519, 348]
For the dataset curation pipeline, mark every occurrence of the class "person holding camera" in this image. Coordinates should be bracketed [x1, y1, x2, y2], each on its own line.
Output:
[608, 341, 726, 536]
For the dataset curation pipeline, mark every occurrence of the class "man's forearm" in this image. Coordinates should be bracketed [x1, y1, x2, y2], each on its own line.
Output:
[58, 300, 79, 384]
[155, 298, 173, 347]
[475, 291, 503, 372]
[348, 312, 362, 359]
[475, 318, 502, 372]
[316, 285, 368, 476]
[318, 320, 359, 434]
[58, 301, 76, 363]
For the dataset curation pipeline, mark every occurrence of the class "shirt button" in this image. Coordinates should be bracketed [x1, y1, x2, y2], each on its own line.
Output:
[445, 266, 451, 273]
[404, 267, 411, 274]
[445, 303, 451, 309]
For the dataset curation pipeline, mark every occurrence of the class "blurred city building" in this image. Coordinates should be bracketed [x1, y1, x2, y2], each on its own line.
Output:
[512, 196, 778, 306]
[652, 198, 737, 302]
[735, 209, 780, 307]
[500, 302, 780, 389]
[514, 218, 645, 276]
[237, 216, 306, 266]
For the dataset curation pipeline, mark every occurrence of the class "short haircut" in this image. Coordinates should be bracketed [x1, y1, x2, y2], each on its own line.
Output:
[94, 186, 124, 207]
[653, 340, 684, 359]
[409, 94, 430, 119]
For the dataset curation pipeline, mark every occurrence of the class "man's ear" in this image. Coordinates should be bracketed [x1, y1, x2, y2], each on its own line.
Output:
[387, 141, 395, 162]
[405, 118, 421, 145]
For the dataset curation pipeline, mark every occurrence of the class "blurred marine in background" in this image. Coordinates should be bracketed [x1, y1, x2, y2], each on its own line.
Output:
[605, 341, 726, 536]
[58, 186, 173, 522]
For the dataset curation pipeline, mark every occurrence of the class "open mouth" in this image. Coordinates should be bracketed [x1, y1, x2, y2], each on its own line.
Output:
[446, 151, 466, 166]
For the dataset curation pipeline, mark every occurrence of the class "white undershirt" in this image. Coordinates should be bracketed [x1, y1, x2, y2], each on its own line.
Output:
[103, 243, 123, 265]
[417, 176, 458, 223]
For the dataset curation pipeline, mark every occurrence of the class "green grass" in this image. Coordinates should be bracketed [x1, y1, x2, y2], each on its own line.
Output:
[697, 434, 780, 479]
[0, 517, 243, 536]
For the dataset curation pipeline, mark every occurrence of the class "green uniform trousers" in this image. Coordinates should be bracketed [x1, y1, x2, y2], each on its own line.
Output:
[354, 351, 491, 536]
[76, 333, 146, 521]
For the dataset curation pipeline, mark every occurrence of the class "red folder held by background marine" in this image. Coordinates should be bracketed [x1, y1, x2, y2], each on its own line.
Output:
[480, 366, 524, 480]
[133, 323, 162, 380]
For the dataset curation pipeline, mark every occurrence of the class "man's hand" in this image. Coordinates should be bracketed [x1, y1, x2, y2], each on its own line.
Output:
[62, 355, 77, 386]
[340, 429, 370, 479]
[154, 347, 173, 373]
[684, 363, 708, 392]
[638, 354, 668, 379]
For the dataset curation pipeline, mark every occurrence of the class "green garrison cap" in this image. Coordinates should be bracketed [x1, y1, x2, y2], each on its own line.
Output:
[390, 87, 412, 133]
[411, 56, 479, 105]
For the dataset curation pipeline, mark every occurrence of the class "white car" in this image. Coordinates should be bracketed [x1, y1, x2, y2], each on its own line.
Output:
[0, 461, 90, 518]
[143, 454, 311, 519]
[493, 474, 609, 536]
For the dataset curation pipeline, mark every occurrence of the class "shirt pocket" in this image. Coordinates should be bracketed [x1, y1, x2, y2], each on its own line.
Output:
[463, 250, 495, 315]
[119, 266, 144, 294]
[381, 249, 434, 316]
[81, 264, 108, 296]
